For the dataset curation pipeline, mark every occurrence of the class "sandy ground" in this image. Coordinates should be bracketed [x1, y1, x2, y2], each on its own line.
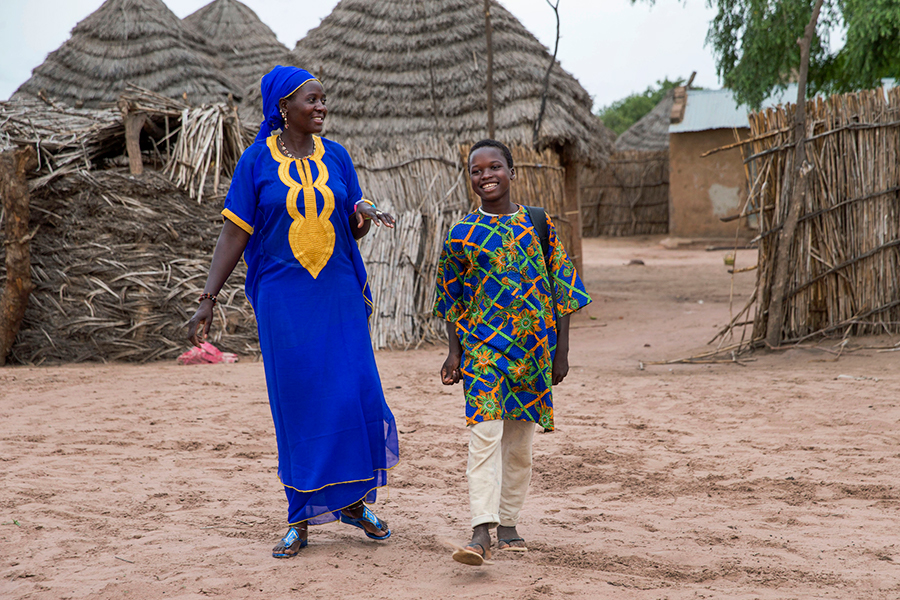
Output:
[2, 236, 899, 600]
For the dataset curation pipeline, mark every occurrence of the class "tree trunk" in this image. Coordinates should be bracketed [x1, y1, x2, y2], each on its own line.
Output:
[764, 0, 824, 348]
[0, 145, 39, 366]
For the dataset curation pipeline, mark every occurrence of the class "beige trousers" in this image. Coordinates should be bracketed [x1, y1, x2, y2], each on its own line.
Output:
[467, 419, 536, 528]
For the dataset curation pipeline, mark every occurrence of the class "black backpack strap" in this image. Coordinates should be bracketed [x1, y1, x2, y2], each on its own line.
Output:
[525, 205, 557, 307]
[525, 205, 550, 265]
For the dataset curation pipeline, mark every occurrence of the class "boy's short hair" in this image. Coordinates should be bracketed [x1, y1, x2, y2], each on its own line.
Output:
[468, 139, 514, 170]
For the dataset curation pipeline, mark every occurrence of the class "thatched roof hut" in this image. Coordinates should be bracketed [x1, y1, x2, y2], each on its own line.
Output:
[183, 0, 291, 90]
[615, 90, 674, 152]
[12, 0, 241, 108]
[242, 0, 611, 165]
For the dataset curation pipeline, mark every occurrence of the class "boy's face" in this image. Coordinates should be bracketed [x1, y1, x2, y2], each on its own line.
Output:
[468, 147, 516, 203]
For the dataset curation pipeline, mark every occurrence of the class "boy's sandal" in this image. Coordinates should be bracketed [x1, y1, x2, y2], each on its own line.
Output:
[451, 542, 493, 566]
[272, 526, 307, 558]
[498, 537, 528, 552]
[339, 505, 391, 540]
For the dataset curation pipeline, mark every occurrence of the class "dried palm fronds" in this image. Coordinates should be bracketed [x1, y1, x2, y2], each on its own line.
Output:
[1, 169, 256, 365]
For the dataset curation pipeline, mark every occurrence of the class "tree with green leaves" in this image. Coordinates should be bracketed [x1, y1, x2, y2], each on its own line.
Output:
[596, 77, 687, 135]
[633, 0, 900, 109]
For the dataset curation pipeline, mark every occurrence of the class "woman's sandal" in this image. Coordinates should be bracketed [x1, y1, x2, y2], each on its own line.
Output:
[272, 526, 307, 558]
[339, 504, 391, 540]
[498, 537, 528, 552]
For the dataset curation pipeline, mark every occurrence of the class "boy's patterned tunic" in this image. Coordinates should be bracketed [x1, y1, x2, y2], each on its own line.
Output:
[433, 208, 592, 431]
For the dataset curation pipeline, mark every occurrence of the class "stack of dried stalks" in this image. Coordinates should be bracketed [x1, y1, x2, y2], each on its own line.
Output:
[716, 87, 900, 347]
[163, 102, 250, 203]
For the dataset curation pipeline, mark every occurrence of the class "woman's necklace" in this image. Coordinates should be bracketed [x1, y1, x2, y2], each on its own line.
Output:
[278, 134, 313, 160]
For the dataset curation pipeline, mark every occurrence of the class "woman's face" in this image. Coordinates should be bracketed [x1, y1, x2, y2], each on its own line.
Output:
[280, 80, 327, 135]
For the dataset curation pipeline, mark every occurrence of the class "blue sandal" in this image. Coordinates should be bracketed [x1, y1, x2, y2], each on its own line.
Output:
[340, 505, 391, 540]
[272, 526, 308, 558]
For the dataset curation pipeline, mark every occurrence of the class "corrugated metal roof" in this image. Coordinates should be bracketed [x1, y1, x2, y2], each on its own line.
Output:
[669, 86, 797, 133]
[668, 80, 898, 134]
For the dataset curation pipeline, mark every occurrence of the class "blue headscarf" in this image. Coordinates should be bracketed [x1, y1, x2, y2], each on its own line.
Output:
[256, 66, 319, 143]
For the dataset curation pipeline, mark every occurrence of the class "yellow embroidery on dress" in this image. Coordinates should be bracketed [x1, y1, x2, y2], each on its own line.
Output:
[267, 134, 335, 278]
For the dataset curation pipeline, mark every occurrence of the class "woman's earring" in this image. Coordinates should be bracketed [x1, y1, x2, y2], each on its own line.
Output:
[281, 110, 288, 129]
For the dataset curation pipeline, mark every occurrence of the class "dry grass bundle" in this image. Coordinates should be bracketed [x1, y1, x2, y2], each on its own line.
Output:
[163, 103, 250, 203]
[240, 0, 612, 165]
[581, 150, 669, 237]
[0, 169, 255, 365]
[12, 0, 241, 108]
[716, 87, 900, 347]
[183, 0, 291, 90]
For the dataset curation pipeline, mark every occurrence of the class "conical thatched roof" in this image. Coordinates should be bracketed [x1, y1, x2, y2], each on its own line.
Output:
[12, 0, 241, 108]
[242, 0, 612, 164]
[614, 90, 674, 152]
[183, 0, 291, 90]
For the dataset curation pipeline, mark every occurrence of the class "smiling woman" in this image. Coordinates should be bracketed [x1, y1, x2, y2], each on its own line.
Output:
[185, 65, 399, 559]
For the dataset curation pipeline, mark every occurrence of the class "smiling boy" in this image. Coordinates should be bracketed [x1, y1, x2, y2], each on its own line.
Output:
[433, 139, 592, 565]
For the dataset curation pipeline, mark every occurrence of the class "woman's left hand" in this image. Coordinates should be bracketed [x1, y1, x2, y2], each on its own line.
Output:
[356, 204, 395, 229]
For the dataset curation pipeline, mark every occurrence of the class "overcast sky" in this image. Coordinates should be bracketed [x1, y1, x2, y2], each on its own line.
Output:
[0, 0, 720, 111]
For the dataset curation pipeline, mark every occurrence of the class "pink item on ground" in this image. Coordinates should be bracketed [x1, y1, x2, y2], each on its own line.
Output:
[176, 342, 238, 365]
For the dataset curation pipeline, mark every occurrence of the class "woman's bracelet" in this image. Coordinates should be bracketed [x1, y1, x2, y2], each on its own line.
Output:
[198, 292, 217, 305]
[354, 198, 376, 220]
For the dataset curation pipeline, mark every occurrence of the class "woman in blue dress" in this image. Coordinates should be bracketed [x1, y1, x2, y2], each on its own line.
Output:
[187, 66, 399, 558]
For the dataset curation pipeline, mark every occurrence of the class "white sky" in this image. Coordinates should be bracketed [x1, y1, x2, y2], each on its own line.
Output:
[0, 0, 720, 111]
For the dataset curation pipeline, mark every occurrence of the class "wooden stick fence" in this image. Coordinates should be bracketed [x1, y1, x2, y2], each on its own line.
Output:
[715, 87, 900, 348]
[581, 150, 669, 237]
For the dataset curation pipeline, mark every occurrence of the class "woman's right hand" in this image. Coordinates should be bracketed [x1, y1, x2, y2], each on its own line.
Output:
[441, 352, 462, 385]
[187, 300, 215, 347]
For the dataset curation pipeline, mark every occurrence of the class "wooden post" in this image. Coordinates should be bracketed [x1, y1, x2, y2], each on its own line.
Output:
[483, 0, 495, 138]
[561, 146, 585, 275]
[123, 108, 146, 176]
[0, 145, 39, 366]
[764, 0, 824, 348]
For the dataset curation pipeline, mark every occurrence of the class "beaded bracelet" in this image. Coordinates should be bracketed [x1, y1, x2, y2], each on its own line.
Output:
[354, 198, 377, 220]
[198, 292, 217, 305]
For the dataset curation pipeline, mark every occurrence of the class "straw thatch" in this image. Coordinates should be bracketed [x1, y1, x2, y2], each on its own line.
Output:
[183, 0, 291, 90]
[714, 87, 900, 349]
[12, 0, 241, 108]
[241, 0, 612, 165]
[615, 90, 674, 152]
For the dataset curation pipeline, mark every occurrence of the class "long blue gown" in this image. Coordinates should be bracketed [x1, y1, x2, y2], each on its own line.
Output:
[223, 133, 399, 525]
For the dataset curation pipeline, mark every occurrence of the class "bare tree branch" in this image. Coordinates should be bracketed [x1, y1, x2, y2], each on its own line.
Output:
[533, 0, 560, 149]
